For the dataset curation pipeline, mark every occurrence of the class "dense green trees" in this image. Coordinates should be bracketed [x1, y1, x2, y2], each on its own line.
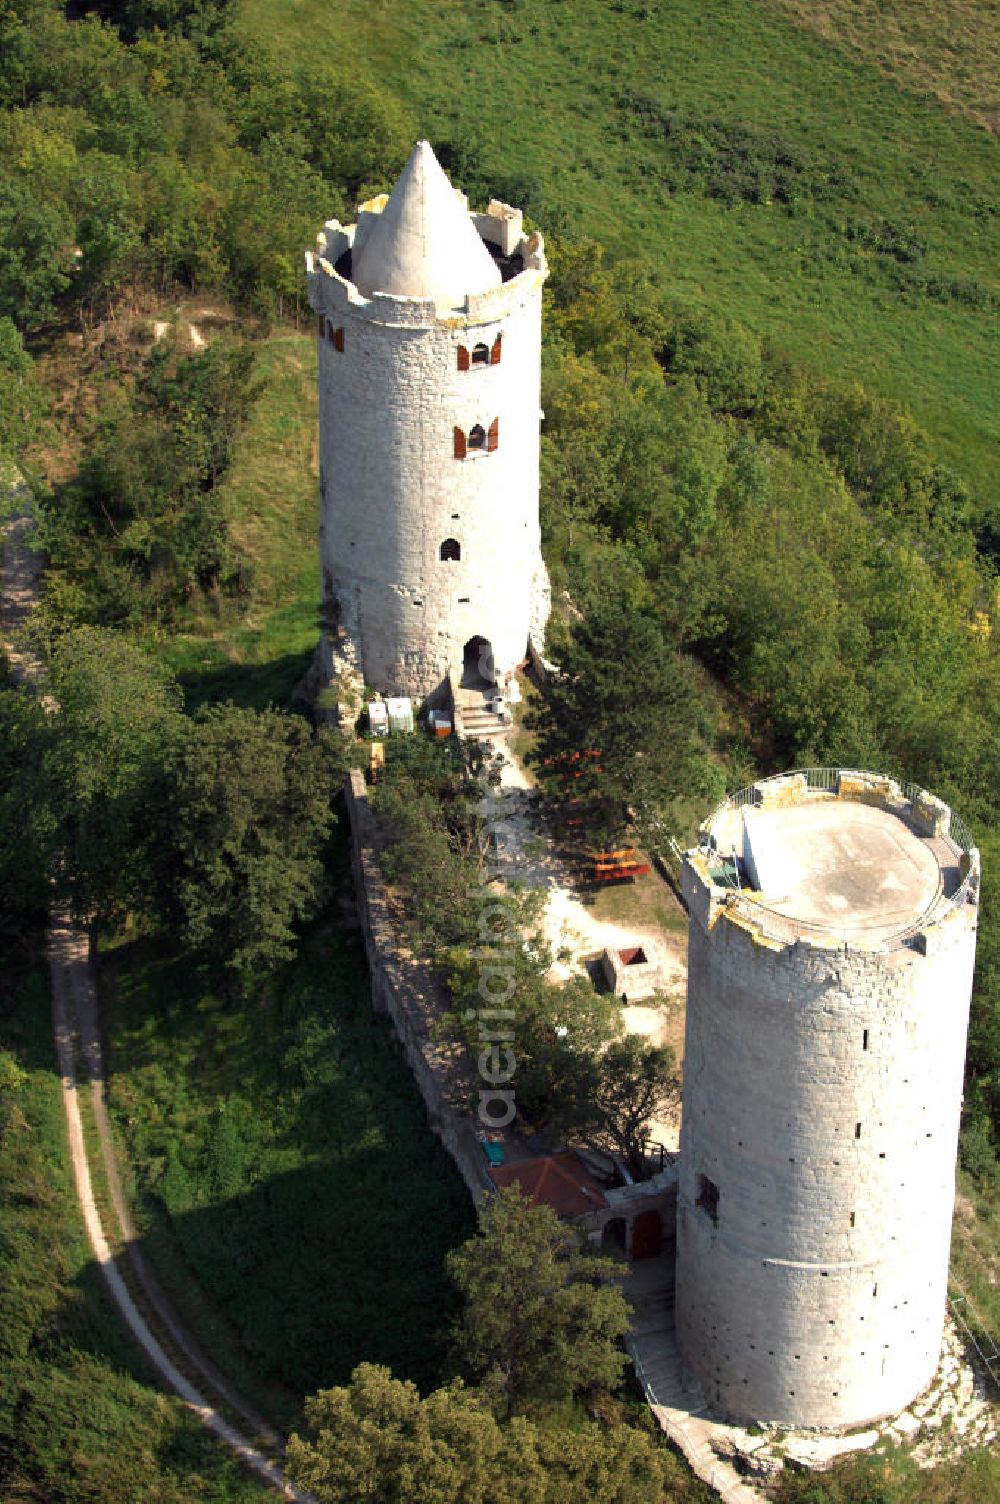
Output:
[0, 684, 53, 925]
[287, 1365, 545, 1504]
[163, 703, 345, 975]
[2, 627, 345, 977]
[374, 735, 498, 952]
[45, 626, 182, 921]
[43, 340, 262, 626]
[526, 599, 722, 846]
[286, 1361, 681, 1504]
[446, 1187, 630, 1413]
[0, 2, 413, 331]
[540, 243, 1000, 1183]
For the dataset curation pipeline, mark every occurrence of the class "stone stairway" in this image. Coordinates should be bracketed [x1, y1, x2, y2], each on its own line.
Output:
[456, 687, 510, 739]
[627, 1299, 769, 1504]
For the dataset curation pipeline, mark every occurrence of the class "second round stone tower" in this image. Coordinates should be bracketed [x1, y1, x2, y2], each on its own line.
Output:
[676, 770, 979, 1432]
[305, 141, 550, 703]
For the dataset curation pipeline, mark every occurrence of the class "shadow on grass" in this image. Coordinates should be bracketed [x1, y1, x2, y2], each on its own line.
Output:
[3, 904, 475, 1474]
[170, 644, 317, 714]
[97, 914, 476, 1417]
[120, 1152, 469, 1404]
[0, 948, 275, 1501]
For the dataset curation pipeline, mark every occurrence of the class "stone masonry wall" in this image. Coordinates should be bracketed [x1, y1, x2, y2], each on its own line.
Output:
[675, 875, 978, 1431]
[343, 768, 495, 1203]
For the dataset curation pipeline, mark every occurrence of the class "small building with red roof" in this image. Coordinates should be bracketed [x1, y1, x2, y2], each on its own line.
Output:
[488, 1150, 609, 1219]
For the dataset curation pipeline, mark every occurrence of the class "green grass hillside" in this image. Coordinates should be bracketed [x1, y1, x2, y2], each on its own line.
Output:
[0, 951, 272, 1503]
[772, 0, 1000, 131]
[239, 0, 998, 518]
[158, 329, 321, 709]
[102, 896, 476, 1418]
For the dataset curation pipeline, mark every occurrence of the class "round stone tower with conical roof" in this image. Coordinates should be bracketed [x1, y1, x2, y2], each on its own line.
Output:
[305, 141, 550, 707]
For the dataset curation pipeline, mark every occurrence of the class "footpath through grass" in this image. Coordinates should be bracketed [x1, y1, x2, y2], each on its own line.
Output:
[101, 870, 475, 1422]
[0, 945, 272, 1503]
[239, 0, 999, 519]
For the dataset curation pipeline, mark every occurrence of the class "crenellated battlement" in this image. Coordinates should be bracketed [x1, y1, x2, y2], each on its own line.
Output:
[307, 209, 546, 329]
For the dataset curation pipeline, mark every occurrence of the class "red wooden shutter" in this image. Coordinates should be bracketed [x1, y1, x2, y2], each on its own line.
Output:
[490, 333, 502, 365]
[487, 417, 499, 452]
[454, 426, 467, 459]
[333, 326, 344, 352]
[457, 345, 470, 372]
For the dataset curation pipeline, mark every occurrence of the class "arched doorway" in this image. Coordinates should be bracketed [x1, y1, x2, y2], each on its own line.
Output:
[631, 1209, 663, 1260]
[462, 636, 495, 689]
[601, 1218, 628, 1256]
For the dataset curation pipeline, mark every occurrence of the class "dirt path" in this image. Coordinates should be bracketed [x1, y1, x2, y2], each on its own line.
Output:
[1, 491, 313, 1502]
[61, 913, 282, 1446]
[48, 917, 307, 1498]
[0, 492, 48, 693]
[489, 751, 686, 984]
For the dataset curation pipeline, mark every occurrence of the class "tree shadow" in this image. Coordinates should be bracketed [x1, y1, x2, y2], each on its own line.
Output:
[172, 646, 316, 715]
[88, 920, 475, 1422]
[131, 1152, 470, 1402]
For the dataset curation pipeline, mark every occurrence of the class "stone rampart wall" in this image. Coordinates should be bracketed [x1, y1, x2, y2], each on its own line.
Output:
[344, 768, 495, 1203]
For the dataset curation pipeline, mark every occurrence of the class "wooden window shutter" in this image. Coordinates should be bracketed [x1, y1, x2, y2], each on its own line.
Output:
[454, 426, 467, 460]
[333, 326, 344, 352]
[457, 344, 470, 372]
[317, 314, 325, 338]
[487, 417, 499, 452]
[490, 333, 502, 365]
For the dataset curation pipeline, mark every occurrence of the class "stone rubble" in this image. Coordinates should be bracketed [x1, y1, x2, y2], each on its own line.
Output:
[698, 1316, 997, 1486]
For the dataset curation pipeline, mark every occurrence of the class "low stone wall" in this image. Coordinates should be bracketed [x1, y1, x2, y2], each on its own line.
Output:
[344, 769, 494, 1204]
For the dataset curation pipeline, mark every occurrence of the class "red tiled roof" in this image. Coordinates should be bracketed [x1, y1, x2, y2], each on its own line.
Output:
[489, 1150, 609, 1218]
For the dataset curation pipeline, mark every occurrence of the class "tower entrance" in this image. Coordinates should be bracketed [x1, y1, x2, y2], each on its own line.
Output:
[462, 636, 495, 690]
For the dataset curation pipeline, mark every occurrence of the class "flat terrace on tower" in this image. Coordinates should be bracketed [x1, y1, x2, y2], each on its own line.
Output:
[691, 770, 976, 948]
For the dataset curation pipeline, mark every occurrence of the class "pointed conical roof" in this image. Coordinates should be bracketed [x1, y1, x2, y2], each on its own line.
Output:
[351, 141, 502, 304]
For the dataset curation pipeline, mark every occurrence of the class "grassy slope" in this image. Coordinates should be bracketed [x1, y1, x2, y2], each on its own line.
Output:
[0, 952, 272, 1503]
[771, 0, 1000, 132]
[239, 0, 998, 518]
[101, 868, 476, 1423]
[160, 329, 320, 710]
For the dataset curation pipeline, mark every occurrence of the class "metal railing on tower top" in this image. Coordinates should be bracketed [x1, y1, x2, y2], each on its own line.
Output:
[702, 768, 979, 952]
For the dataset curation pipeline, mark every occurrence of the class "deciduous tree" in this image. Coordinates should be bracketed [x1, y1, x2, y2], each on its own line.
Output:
[447, 1187, 630, 1413]
[582, 1036, 680, 1182]
[527, 599, 721, 847]
[45, 626, 182, 922]
[287, 1361, 677, 1504]
[287, 1364, 544, 1504]
[163, 703, 345, 978]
